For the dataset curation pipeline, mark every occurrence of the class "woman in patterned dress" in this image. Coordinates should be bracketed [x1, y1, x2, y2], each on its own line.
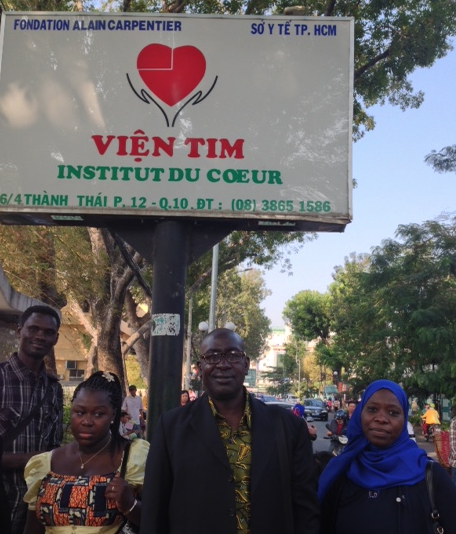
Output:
[23, 371, 149, 534]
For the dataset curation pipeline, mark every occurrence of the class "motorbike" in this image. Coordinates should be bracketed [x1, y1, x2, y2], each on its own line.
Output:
[324, 423, 348, 456]
[425, 423, 441, 442]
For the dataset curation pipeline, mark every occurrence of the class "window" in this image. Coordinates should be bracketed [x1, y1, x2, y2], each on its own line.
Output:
[69, 369, 84, 382]
[65, 360, 77, 369]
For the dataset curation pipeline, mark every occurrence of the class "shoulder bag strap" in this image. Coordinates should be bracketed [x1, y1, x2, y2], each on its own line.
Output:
[119, 440, 132, 479]
[117, 441, 138, 531]
[425, 461, 445, 534]
[2, 379, 53, 449]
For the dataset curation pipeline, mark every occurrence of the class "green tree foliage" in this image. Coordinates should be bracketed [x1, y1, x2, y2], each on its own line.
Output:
[326, 220, 456, 397]
[425, 145, 456, 174]
[283, 290, 331, 343]
[261, 351, 296, 397]
[282, 285, 353, 393]
[327, 252, 395, 392]
[366, 219, 456, 397]
[125, 354, 147, 388]
[282, 336, 317, 397]
[214, 269, 271, 359]
[190, 267, 272, 360]
[284, 219, 456, 399]
[0, 0, 92, 14]
[282, 289, 339, 391]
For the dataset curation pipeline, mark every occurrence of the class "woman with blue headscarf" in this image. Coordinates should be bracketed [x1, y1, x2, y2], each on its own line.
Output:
[318, 379, 456, 534]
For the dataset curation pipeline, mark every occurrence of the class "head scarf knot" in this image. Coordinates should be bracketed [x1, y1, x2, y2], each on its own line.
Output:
[318, 379, 428, 501]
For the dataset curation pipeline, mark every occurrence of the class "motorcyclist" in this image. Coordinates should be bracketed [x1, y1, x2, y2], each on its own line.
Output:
[326, 410, 348, 437]
[326, 409, 348, 455]
[421, 402, 440, 438]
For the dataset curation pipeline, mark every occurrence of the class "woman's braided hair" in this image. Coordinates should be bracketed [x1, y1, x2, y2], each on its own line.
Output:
[72, 371, 127, 452]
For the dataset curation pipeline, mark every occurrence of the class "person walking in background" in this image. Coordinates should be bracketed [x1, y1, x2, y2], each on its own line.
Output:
[23, 371, 149, 534]
[122, 385, 144, 437]
[0, 305, 62, 534]
[346, 400, 357, 420]
[180, 389, 191, 406]
[318, 379, 456, 534]
[140, 327, 319, 534]
[449, 404, 456, 485]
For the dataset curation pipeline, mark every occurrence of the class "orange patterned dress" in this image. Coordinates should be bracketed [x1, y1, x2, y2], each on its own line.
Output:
[35, 470, 122, 527]
[24, 439, 150, 534]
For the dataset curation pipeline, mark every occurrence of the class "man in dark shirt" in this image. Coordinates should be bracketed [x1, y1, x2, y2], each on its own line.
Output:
[141, 328, 319, 534]
[0, 305, 63, 534]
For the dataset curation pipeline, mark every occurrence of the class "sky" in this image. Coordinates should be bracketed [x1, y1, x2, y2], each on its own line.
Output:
[262, 44, 456, 327]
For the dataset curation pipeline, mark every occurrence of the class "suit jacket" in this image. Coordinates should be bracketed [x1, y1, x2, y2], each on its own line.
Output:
[140, 393, 319, 534]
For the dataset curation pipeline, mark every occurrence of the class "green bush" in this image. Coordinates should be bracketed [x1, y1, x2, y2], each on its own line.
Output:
[409, 413, 422, 428]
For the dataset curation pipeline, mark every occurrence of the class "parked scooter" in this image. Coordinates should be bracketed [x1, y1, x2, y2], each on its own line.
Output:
[324, 422, 348, 456]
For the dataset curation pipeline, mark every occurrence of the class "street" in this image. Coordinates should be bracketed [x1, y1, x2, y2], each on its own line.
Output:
[310, 414, 437, 460]
[309, 417, 333, 453]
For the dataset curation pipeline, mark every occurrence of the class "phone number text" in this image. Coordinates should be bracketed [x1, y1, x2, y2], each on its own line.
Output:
[0, 193, 332, 213]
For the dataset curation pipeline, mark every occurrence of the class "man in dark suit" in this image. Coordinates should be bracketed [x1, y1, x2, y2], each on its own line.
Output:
[140, 328, 319, 534]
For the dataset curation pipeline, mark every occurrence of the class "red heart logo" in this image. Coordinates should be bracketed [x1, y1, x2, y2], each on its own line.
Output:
[137, 44, 206, 107]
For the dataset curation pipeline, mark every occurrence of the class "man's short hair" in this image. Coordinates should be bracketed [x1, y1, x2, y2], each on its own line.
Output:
[129, 385, 137, 391]
[20, 305, 61, 329]
[200, 328, 245, 351]
[121, 411, 130, 417]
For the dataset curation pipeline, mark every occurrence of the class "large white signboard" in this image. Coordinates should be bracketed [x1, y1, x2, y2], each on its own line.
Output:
[0, 13, 353, 230]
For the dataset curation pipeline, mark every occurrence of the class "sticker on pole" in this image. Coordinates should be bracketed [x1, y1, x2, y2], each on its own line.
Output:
[152, 313, 181, 336]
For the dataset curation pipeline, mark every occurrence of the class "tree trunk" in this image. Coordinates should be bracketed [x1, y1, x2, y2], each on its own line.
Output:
[124, 290, 150, 385]
[85, 228, 141, 390]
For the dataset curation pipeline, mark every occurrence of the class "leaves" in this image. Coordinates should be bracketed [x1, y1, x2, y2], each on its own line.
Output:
[283, 290, 331, 343]
[326, 219, 456, 397]
[189, 267, 272, 360]
[425, 145, 456, 174]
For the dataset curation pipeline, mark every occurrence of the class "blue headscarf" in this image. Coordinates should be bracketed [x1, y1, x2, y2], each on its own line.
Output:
[318, 379, 428, 501]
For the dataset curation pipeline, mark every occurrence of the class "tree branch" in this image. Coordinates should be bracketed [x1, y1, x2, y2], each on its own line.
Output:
[324, 0, 336, 17]
[164, 0, 187, 13]
[122, 321, 151, 356]
[68, 300, 98, 340]
[355, 49, 390, 80]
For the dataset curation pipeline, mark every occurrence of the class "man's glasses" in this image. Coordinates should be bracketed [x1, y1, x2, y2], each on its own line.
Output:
[200, 350, 246, 365]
